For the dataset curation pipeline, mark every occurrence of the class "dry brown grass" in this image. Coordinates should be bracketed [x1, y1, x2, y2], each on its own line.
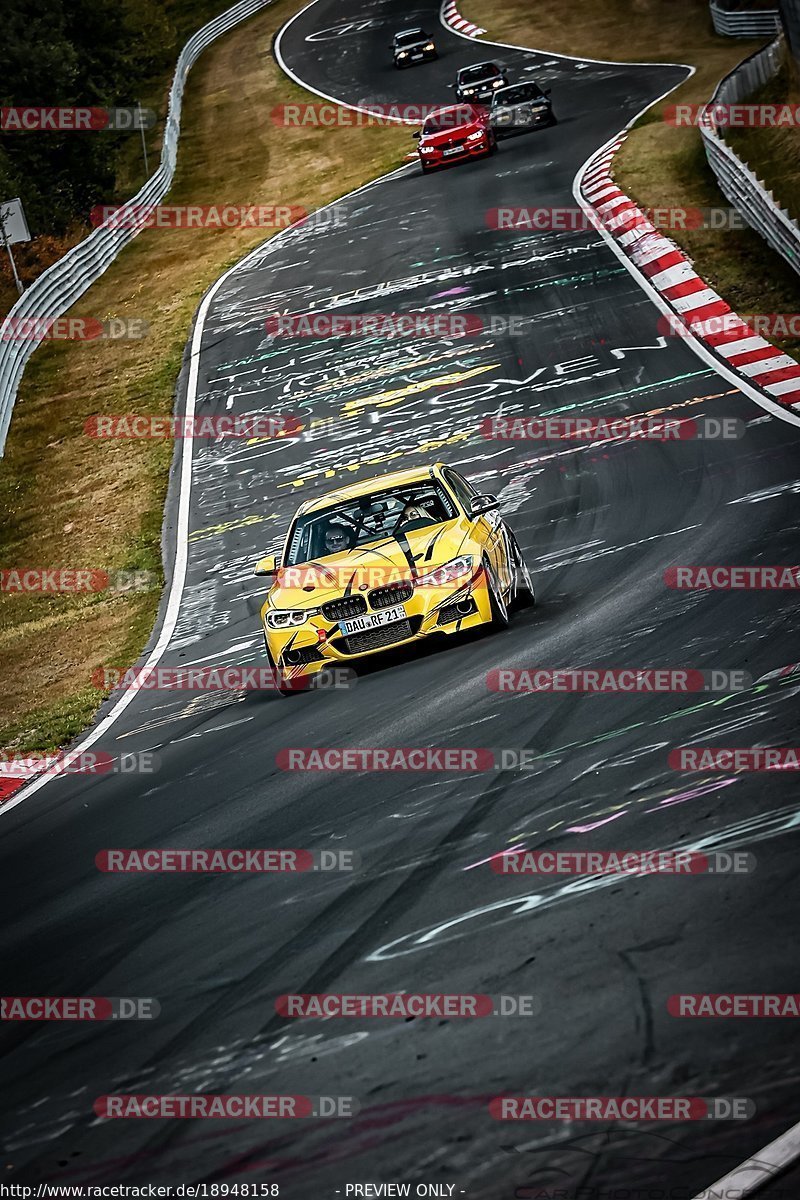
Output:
[726, 53, 800, 221]
[460, 0, 751, 66]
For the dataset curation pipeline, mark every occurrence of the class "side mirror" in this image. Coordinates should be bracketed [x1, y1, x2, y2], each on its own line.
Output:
[447, 82, 455, 89]
[254, 553, 280, 577]
[469, 494, 500, 517]
[412, 130, 421, 139]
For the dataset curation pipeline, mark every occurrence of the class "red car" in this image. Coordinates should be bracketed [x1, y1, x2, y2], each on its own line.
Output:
[413, 103, 497, 173]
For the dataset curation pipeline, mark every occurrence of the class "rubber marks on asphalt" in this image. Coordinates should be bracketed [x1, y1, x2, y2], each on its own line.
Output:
[579, 136, 800, 409]
[440, 0, 486, 39]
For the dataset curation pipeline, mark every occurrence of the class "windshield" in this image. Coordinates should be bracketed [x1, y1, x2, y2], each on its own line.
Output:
[395, 29, 426, 44]
[423, 106, 476, 133]
[284, 482, 456, 566]
[494, 83, 544, 105]
[459, 64, 499, 83]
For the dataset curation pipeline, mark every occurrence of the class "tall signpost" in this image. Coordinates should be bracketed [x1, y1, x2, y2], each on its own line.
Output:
[0, 197, 30, 297]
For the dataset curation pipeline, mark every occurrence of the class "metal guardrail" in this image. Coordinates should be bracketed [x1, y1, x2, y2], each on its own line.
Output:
[698, 35, 800, 278]
[710, 0, 781, 36]
[0, 0, 273, 457]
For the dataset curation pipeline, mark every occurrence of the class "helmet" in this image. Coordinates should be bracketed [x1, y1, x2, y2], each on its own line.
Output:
[323, 522, 351, 553]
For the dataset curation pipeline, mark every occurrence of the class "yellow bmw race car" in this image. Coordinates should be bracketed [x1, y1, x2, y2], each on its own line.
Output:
[254, 463, 534, 693]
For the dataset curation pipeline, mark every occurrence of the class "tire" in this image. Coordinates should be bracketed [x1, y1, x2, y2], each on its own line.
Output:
[488, 134, 498, 156]
[510, 538, 535, 608]
[484, 557, 510, 629]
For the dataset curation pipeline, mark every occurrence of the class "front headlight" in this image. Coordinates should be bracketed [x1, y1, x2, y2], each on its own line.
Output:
[420, 145, 437, 154]
[462, 88, 474, 95]
[492, 79, 503, 87]
[398, 50, 408, 57]
[416, 555, 474, 588]
[266, 608, 315, 630]
[466, 129, 484, 142]
[424, 42, 435, 50]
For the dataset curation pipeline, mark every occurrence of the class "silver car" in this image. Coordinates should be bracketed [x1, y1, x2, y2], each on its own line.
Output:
[490, 81, 556, 137]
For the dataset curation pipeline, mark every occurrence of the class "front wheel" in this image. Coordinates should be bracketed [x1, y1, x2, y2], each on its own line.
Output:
[484, 557, 510, 629]
[510, 539, 535, 608]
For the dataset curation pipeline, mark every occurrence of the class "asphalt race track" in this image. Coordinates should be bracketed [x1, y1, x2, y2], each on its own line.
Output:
[2, 1, 800, 1195]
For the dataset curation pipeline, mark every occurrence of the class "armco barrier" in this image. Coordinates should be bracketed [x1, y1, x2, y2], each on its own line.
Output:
[709, 0, 781, 36]
[698, 35, 800, 278]
[0, 0, 273, 458]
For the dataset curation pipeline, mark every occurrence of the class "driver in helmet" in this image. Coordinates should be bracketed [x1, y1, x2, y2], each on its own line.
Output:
[323, 521, 352, 555]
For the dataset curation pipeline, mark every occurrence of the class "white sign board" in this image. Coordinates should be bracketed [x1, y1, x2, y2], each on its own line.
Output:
[0, 198, 31, 246]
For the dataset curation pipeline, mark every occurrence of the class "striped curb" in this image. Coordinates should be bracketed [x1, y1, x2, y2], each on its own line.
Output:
[0, 764, 35, 804]
[579, 136, 800, 410]
[440, 0, 486, 39]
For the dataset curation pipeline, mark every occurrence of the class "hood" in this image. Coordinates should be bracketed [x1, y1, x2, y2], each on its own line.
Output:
[268, 518, 473, 609]
[396, 38, 430, 51]
[494, 96, 548, 111]
[421, 121, 482, 146]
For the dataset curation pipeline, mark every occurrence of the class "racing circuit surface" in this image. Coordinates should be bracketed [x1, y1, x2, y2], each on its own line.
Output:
[2, 1, 800, 1195]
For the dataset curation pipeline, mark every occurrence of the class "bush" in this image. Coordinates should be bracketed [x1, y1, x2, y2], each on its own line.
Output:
[0, 0, 176, 236]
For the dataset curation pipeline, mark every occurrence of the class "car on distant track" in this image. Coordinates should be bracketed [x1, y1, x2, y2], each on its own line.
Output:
[254, 463, 534, 694]
[490, 80, 556, 136]
[413, 103, 497, 172]
[391, 27, 437, 67]
[452, 61, 508, 102]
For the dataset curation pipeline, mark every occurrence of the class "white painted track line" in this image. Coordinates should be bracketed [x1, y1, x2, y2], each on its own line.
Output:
[1, 155, 410, 816]
[691, 1120, 800, 1198]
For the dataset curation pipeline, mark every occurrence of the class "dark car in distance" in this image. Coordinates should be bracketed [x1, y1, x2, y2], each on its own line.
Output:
[391, 28, 437, 68]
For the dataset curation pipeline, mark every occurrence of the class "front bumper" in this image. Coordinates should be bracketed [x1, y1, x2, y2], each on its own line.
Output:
[395, 47, 436, 65]
[263, 571, 493, 685]
[457, 86, 502, 102]
[493, 106, 553, 136]
[420, 133, 491, 168]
